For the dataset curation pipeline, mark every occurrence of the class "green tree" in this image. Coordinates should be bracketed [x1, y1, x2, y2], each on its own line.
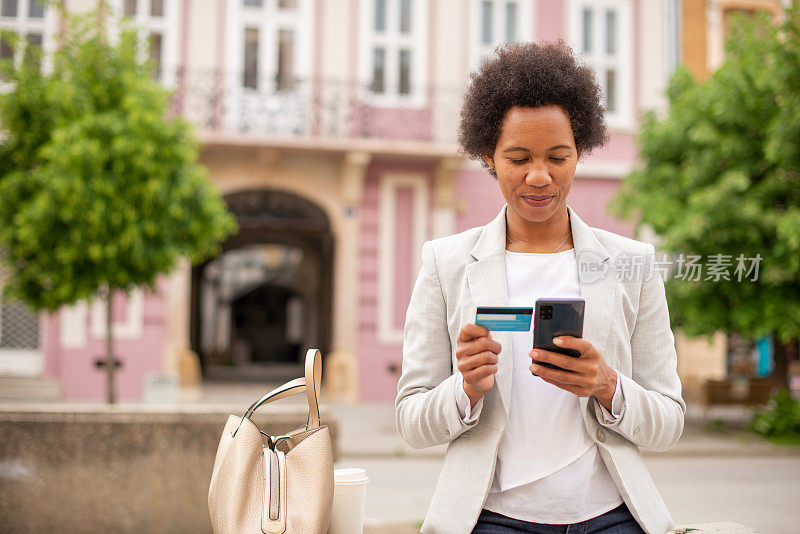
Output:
[612, 9, 800, 389]
[0, 5, 237, 403]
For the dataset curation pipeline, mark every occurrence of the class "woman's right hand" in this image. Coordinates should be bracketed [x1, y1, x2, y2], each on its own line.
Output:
[456, 323, 502, 408]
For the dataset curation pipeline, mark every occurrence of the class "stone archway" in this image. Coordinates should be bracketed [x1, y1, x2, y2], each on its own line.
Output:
[190, 189, 334, 381]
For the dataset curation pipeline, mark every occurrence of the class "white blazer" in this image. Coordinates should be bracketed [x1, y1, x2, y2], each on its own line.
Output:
[396, 204, 686, 534]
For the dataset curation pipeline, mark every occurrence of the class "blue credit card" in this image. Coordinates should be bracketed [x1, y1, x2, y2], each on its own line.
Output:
[475, 307, 533, 331]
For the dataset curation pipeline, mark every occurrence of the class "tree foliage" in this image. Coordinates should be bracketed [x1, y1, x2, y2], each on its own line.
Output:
[612, 8, 800, 346]
[0, 7, 237, 311]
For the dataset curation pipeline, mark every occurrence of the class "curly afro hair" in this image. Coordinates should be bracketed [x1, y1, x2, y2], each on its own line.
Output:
[458, 41, 608, 176]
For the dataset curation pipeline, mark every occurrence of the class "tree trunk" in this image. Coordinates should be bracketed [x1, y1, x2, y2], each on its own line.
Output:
[106, 286, 116, 404]
[771, 334, 791, 391]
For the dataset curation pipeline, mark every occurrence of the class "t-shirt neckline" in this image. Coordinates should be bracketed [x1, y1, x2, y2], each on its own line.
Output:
[504, 247, 576, 257]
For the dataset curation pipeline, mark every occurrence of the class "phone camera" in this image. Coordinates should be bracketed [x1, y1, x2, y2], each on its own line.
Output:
[540, 306, 553, 320]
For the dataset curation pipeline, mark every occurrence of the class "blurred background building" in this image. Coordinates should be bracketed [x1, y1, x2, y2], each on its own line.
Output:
[0, 0, 791, 403]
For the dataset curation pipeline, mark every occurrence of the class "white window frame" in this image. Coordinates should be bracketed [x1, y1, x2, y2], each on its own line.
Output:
[0, 0, 57, 73]
[569, 0, 633, 130]
[377, 173, 429, 345]
[227, 0, 312, 92]
[359, 0, 428, 108]
[224, 0, 313, 133]
[109, 0, 179, 89]
[469, 0, 534, 71]
[90, 289, 145, 340]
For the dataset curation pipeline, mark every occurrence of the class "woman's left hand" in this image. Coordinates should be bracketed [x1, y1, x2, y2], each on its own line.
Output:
[529, 336, 617, 411]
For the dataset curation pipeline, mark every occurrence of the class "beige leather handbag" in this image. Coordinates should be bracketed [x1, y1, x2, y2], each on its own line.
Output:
[208, 349, 334, 534]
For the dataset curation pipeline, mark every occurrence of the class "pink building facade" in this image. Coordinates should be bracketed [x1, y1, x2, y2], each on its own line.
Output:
[0, 0, 677, 402]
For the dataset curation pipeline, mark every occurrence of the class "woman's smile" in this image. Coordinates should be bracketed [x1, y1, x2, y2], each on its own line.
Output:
[522, 194, 555, 207]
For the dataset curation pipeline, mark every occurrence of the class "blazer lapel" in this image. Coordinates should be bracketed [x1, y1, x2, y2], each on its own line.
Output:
[465, 205, 617, 419]
[567, 205, 617, 367]
[567, 205, 618, 416]
[465, 207, 513, 416]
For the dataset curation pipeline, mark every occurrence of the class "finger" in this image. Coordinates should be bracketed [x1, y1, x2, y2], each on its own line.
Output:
[529, 362, 583, 386]
[530, 349, 590, 374]
[552, 336, 594, 356]
[458, 323, 491, 342]
[463, 362, 498, 383]
[480, 336, 502, 355]
[458, 351, 499, 374]
[459, 336, 502, 358]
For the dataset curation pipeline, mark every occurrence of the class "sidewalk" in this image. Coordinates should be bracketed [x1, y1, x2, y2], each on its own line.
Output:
[168, 380, 800, 457]
[329, 400, 800, 459]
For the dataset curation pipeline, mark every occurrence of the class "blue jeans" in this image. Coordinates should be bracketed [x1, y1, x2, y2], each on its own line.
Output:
[471, 503, 647, 534]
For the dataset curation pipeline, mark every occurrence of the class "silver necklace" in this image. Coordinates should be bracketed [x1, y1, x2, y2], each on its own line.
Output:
[507, 230, 572, 254]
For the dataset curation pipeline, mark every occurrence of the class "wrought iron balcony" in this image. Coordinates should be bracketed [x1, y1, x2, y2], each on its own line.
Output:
[169, 69, 463, 147]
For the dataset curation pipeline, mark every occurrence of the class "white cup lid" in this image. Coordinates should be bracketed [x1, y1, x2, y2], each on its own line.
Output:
[334, 467, 369, 484]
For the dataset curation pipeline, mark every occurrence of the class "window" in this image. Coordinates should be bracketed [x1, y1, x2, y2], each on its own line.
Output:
[361, 0, 427, 105]
[276, 28, 293, 90]
[149, 32, 162, 79]
[0, 0, 49, 72]
[505, 2, 517, 42]
[582, 8, 592, 52]
[570, 0, 632, 128]
[224, 0, 311, 133]
[399, 0, 411, 33]
[371, 47, 385, 92]
[114, 0, 177, 86]
[375, 0, 386, 31]
[470, 0, 533, 70]
[28, 0, 43, 18]
[0, 36, 11, 60]
[482, 1, 492, 44]
[604, 67, 615, 112]
[0, 297, 40, 350]
[1, 0, 17, 18]
[243, 27, 258, 89]
[0, 288, 43, 377]
[398, 48, 410, 94]
[233, 0, 308, 92]
[605, 9, 616, 54]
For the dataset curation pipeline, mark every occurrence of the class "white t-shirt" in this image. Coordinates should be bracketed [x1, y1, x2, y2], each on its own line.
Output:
[455, 248, 625, 523]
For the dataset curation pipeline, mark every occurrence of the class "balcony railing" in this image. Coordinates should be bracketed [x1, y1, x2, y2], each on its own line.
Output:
[169, 69, 464, 146]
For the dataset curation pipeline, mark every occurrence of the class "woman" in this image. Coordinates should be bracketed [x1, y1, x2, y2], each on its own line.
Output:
[395, 42, 685, 534]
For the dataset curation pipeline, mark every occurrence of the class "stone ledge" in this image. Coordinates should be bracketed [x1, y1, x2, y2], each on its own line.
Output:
[0, 408, 338, 533]
[0, 402, 326, 415]
[669, 523, 757, 534]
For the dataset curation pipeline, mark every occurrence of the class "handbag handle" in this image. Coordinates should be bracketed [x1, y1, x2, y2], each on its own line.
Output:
[232, 349, 322, 438]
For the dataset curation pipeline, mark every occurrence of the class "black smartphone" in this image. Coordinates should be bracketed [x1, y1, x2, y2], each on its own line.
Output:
[532, 298, 585, 372]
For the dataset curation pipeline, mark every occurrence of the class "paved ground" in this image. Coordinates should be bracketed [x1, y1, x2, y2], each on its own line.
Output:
[354, 455, 800, 533]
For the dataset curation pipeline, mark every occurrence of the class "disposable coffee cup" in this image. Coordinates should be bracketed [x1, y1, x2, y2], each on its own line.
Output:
[329, 468, 369, 534]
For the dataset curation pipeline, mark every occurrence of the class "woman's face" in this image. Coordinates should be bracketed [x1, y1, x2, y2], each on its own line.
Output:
[484, 105, 579, 225]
